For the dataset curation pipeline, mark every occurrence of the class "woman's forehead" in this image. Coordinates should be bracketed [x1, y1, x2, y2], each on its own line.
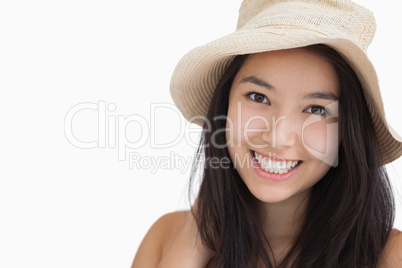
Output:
[242, 48, 330, 71]
[234, 48, 340, 96]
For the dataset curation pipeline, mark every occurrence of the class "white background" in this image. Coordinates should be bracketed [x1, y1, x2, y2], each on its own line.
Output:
[1, 0, 401, 267]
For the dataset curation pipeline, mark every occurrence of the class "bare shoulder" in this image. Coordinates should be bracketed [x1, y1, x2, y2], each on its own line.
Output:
[131, 210, 189, 268]
[378, 229, 402, 268]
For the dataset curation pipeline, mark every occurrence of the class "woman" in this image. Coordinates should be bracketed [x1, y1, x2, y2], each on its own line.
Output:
[132, 0, 402, 267]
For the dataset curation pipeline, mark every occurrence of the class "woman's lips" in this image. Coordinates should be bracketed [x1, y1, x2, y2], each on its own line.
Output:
[250, 150, 302, 181]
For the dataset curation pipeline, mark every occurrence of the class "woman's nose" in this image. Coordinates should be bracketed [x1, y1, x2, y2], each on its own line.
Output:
[262, 114, 298, 149]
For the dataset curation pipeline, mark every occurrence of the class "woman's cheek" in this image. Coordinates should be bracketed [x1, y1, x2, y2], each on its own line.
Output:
[226, 104, 263, 147]
[242, 115, 269, 148]
[225, 105, 237, 148]
[302, 120, 339, 166]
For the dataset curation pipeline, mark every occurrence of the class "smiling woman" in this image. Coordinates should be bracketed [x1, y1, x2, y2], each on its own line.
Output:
[132, 0, 402, 267]
[225, 48, 341, 206]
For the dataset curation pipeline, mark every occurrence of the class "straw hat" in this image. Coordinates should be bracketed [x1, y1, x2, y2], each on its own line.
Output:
[170, 0, 402, 164]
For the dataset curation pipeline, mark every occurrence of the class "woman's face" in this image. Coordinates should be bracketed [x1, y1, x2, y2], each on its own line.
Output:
[225, 48, 340, 204]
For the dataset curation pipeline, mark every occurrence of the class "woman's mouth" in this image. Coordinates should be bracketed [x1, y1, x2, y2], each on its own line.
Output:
[251, 150, 302, 175]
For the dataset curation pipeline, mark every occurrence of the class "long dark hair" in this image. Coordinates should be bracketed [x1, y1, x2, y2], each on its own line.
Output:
[189, 44, 395, 267]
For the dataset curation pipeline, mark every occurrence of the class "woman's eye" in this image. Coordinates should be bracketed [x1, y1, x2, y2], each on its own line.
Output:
[305, 105, 326, 115]
[247, 92, 269, 104]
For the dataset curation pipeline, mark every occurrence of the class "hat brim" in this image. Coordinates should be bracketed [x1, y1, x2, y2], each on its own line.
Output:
[170, 26, 402, 164]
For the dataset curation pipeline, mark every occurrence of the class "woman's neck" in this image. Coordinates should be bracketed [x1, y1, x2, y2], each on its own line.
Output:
[259, 190, 310, 253]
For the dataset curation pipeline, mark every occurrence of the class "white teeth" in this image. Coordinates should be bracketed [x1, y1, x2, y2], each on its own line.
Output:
[286, 161, 292, 169]
[253, 151, 300, 175]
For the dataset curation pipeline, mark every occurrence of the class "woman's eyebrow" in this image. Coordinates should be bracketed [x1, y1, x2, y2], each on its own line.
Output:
[303, 92, 339, 101]
[241, 76, 339, 100]
[240, 76, 275, 92]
